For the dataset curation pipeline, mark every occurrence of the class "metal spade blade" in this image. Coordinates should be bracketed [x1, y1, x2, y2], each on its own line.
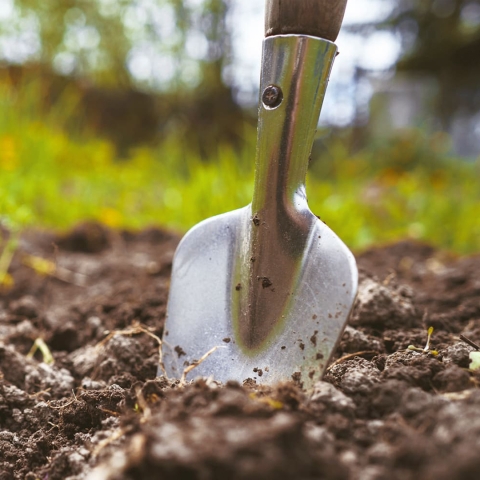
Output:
[161, 4, 357, 391]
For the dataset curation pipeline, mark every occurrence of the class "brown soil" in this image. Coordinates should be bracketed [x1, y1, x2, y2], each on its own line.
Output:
[1, 223, 479, 480]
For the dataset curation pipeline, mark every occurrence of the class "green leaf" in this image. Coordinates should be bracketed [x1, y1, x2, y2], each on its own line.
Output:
[469, 352, 480, 371]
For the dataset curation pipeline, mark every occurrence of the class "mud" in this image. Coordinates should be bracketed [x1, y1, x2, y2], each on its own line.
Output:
[0, 225, 479, 479]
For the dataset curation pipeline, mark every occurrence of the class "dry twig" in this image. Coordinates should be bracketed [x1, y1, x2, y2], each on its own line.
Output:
[326, 351, 378, 371]
[179, 346, 223, 386]
[459, 334, 480, 351]
[22, 253, 88, 287]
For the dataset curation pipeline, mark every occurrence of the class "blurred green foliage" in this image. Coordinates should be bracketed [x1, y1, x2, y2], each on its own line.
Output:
[1, 78, 479, 255]
[10, 0, 231, 92]
[1, 0, 245, 156]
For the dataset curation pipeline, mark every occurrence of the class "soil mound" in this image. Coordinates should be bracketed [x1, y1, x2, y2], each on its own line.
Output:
[0, 227, 479, 479]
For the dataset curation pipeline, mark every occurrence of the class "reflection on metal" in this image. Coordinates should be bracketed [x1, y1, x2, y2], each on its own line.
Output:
[161, 35, 358, 391]
[234, 35, 338, 352]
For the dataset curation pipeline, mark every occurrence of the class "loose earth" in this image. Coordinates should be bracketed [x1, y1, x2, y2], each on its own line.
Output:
[0, 223, 479, 480]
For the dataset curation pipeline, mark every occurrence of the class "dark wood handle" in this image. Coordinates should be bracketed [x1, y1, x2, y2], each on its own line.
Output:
[265, 0, 348, 41]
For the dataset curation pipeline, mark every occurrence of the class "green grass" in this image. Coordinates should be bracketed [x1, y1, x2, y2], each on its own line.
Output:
[1, 79, 479, 255]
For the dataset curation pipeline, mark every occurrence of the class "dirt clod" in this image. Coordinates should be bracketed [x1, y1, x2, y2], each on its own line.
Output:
[351, 276, 418, 328]
[174, 345, 186, 357]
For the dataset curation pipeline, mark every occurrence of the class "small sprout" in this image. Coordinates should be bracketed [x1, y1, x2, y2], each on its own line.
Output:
[469, 352, 480, 372]
[407, 345, 424, 353]
[27, 338, 54, 365]
[406, 326, 439, 356]
[424, 326, 434, 352]
[134, 385, 152, 419]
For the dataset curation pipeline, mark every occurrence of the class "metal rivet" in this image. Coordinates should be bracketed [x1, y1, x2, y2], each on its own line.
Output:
[262, 84, 283, 108]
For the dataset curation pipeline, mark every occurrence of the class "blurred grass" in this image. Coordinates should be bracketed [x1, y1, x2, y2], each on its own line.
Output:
[1, 79, 479, 255]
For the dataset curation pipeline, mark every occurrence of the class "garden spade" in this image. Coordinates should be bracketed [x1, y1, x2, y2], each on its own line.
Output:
[161, 0, 357, 391]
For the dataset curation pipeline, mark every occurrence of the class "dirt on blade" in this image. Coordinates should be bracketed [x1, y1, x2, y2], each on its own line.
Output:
[0, 225, 479, 479]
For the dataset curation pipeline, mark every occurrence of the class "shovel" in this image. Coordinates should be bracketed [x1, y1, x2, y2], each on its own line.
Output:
[161, 0, 357, 391]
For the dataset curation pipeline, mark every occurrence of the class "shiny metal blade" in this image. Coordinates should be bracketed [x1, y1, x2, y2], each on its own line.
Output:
[161, 35, 358, 391]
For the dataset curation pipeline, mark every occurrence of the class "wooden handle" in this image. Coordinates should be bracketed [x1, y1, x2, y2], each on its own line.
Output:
[265, 0, 348, 42]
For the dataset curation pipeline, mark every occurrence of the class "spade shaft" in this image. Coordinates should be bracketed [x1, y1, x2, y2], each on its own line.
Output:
[234, 35, 338, 351]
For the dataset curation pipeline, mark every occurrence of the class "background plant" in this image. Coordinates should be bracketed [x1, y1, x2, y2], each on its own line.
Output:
[1, 78, 479, 255]
[0, 0, 479, 257]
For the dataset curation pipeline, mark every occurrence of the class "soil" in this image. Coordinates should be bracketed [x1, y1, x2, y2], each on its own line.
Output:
[1, 223, 479, 480]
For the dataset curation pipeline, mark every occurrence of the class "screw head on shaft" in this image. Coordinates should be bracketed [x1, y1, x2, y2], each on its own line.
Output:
[262, 85, 283, 108]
